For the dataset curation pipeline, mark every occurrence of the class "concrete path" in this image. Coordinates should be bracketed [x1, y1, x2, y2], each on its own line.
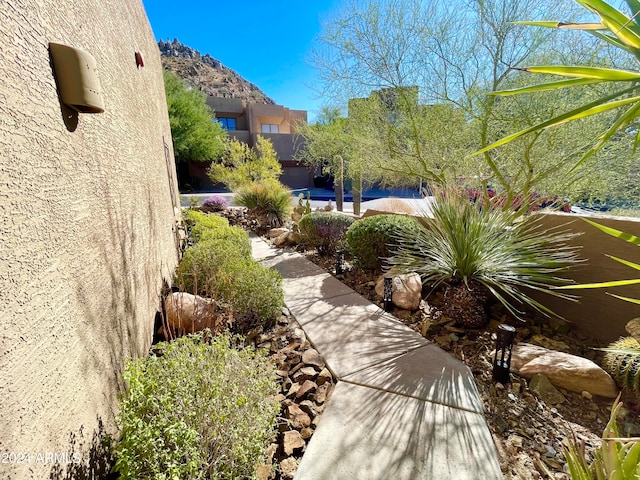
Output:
[250, 235, 503, 480]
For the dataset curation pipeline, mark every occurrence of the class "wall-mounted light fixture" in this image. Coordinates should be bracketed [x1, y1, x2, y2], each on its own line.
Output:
[49, 42, 105, 113]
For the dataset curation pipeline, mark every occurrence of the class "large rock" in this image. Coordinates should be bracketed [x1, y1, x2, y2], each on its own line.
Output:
[375, 273, 422, 310]
[511, 343, 618, 398]
[164, 292, 226, 335]
[268, 227, 289, 238]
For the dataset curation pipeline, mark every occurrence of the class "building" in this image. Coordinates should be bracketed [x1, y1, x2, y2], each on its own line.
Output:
[189, 97, 312, 190]
[0, 1, 180, 477]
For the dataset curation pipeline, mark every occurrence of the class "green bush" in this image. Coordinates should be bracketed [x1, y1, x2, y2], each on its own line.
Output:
[182, 210, 229, 243]
[114, 332, 279, 480]
[198, 226, 251, 256]
[346, 214, 422, 271]
[175, 239, 283, 330]
[299, 211, 355, 256]
[234, 181, 292, 227]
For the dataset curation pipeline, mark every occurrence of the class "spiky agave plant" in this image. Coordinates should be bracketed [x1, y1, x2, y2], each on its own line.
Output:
[389, 190, 582, 328]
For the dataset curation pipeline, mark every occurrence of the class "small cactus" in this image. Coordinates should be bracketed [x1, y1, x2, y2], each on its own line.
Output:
[603, 337, 640, 394]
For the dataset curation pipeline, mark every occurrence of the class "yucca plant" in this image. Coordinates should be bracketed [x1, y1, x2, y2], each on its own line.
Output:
[476, 0, 640, 168]
[565, 395, 640, 480]
[389, 190, 582, 328]
[234, 180, 293, 228]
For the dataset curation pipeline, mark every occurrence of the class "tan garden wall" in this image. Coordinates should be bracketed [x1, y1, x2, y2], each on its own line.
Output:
[527, 212, 640, 343]
[0, 1, 180, 477]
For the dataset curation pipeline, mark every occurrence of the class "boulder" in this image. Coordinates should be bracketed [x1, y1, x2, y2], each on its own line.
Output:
[511, 343, 618, 398]
[375, 273, 422, 310]
[164, 292, 226, 335]
[268, 227, 289, 238]
[273, 231, 290, 247]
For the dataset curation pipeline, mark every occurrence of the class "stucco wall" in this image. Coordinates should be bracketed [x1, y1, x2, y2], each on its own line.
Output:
[0, 1, 180, 477]
[529, 212, 640, 343]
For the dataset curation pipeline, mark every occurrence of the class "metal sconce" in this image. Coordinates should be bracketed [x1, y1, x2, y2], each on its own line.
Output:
[335, 250, 345, 275]
[492, 324, 516, 384]
[383, 276, 393, 311]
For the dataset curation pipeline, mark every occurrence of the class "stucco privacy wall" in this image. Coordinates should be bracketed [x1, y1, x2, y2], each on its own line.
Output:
[531, 212, 640, 342]
[0, 1, 180, 477]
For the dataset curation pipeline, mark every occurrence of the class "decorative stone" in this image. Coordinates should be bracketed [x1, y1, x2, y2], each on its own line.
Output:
[529, 373, 565, 405]
[511, 343, 619, 398]
[164, 292, 225, 335]
[314, 382, 331, 404]
[375, 273, 422, 310]
[316, 368, 332, 386]
[302, 348, 324, 368]
[267, 227, 289, 238]
[293, 367, 318, 383]
[286, 403, 311, 429]
[273, 231, 290, 246]
[280, 457, 299, 479]
[283, 430, 305, 455]
[295, 380, 317, 399]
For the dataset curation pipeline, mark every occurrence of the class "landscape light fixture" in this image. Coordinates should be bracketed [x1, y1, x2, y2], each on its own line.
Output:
[383, 276, 393, 311]
[492, 324, 516, 384]
[335, 249, 345, 275]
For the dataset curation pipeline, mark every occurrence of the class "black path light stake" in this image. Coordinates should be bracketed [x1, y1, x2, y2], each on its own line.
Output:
[383, 276, 393, 311]
[335, 249, 345, 275]
[492, 324, 516, 384]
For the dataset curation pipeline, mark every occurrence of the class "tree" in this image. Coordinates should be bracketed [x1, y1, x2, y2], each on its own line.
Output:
[163, 70, 226, 163]
[208, 135, 282, 191]
[478, 0, 640, 170]
[294, 107, 354, 212]
[310, 0, 623, 206]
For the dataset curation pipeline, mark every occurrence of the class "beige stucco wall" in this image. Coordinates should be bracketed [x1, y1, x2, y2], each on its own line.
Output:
[0, 1, 180, 478]
[530, 212, 640, 342]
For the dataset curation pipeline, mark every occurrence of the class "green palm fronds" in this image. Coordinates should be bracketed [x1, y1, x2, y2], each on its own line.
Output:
[475, 0, 640, 168]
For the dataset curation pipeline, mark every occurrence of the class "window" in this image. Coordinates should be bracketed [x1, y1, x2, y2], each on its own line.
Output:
[261, 123, 279, 134]
[217, 117, 236, 130]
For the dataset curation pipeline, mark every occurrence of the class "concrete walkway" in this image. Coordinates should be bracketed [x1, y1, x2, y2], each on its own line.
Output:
[250, 235, 503, 480]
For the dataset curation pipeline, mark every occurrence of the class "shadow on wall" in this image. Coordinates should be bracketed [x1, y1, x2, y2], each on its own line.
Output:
[48, 418, 115, 480]
[74, 182, 172, 419]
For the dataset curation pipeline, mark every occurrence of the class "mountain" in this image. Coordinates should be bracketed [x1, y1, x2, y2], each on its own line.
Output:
[159, 39, 275, 105]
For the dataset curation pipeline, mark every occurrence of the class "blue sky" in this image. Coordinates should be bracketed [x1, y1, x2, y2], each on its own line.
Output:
[142, 0, 341, 122]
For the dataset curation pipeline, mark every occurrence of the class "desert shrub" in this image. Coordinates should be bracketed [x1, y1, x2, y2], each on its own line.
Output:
[114, 332, 279, 480]
[234, 181, 292, 228]
[175, 239, 283, 330]
[197, 226, 251, 256]
[182, 210, 229, 243]
[201, 195, 229, 212]
[389, 189, 581, 327]
[347, 214, 422, 271]
[213, 257, 284, 332]
[298, 211, 355, 255]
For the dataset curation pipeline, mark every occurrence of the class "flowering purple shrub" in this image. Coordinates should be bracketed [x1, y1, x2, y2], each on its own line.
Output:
[299, 212, 355, 256]
[201, 195, 229, 212]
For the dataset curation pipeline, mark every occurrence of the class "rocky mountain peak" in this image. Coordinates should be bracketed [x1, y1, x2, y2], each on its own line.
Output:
[159, 38, 275, 105]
